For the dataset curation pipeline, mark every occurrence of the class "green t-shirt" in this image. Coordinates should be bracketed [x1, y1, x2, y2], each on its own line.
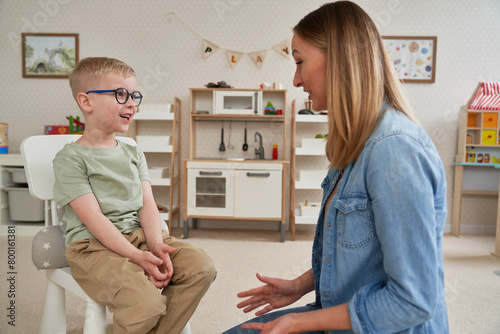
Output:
[53, 141, 150, 247]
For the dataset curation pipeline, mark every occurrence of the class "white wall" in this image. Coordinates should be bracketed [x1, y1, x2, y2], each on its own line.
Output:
[1, 0, 499, 232]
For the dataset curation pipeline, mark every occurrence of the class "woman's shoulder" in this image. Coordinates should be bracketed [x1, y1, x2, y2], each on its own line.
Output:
[368, 107, 430, 147]
[363, 107, 442, 168]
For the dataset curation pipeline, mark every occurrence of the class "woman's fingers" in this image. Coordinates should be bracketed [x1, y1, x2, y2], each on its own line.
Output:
[242, 300, 268, 314]
[237, 295, 264, 309]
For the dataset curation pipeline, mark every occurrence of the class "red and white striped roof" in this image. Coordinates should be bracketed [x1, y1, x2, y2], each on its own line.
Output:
[468, 82, 500, 111]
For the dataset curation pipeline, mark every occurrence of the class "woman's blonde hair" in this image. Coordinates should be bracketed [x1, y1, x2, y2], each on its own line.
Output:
[68, 57, 136, 101]
[294, 1, 417, 169]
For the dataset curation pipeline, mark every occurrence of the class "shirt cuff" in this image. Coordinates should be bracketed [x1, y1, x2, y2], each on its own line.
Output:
[347, 280, 385, 334]
[348, 295, 363, 334]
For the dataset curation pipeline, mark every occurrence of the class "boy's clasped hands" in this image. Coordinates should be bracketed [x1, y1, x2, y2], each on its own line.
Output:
[131, 243, 176, 288]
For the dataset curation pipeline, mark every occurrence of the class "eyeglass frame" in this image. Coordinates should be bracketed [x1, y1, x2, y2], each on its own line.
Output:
[86, 88, 143, 107]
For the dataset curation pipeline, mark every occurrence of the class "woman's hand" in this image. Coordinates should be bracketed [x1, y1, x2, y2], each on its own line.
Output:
[241, 313, 297, 334]
[237, 273, 303, 316]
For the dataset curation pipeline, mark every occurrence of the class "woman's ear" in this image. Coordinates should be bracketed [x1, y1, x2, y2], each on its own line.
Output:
[76, 93, 93, 113]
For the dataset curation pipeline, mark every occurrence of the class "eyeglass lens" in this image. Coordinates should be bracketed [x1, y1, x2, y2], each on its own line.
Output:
[115, 88, 142, 106]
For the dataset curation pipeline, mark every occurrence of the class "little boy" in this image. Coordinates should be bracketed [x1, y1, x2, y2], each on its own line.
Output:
[53, 57, 216, 334]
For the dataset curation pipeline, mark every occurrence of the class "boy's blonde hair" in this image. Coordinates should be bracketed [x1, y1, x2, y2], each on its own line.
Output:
[294, 1, 417, 169]
[69, 57, 136, 101]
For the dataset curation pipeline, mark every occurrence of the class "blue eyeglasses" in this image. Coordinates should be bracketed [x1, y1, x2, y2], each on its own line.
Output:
[86, 88, 143, 107]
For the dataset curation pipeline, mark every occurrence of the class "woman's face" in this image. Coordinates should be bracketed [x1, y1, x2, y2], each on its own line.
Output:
[292, 34, 328, 111]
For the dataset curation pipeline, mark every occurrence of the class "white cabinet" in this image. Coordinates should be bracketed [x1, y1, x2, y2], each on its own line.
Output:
[187, 161, 282, 218]
[234, 170, 281, 218]
[289, 108, 329, 240]
[187, 168, 234, 217]
[186, 160, 284, 239]
[128, 98, 181, 233]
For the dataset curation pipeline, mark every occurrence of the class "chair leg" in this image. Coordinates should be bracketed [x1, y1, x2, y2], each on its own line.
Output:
[38, 280, 66, 334]
[83, 301, 107, 334]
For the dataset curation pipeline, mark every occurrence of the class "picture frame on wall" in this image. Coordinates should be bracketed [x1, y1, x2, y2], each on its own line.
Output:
[22, 33, 79, 79]
[382, 36, 437, 83]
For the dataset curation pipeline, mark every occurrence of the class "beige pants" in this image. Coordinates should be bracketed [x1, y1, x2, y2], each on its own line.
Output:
[66, 228, 217, 334]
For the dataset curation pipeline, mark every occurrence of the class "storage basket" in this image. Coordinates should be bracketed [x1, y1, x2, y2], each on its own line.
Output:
[3, 186, 44, 221]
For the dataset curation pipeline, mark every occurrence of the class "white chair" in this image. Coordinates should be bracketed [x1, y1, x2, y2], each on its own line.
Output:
[21, 135, 191, 334]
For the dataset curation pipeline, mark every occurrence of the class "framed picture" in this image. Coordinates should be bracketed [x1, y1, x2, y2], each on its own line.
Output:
[382, 36, 437, 83]
[22, 33, 79, 78]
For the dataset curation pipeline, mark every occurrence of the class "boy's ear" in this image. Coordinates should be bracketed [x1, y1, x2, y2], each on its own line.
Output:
[76, 93, 93, 112]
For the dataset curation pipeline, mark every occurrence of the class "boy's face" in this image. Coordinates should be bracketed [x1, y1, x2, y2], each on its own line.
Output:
[85, 73, 138, 134]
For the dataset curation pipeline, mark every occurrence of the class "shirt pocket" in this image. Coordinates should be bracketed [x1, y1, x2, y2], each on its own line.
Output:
[335, 193, 376, 248]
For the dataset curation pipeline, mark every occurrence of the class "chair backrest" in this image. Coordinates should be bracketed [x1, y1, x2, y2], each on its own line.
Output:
[21, 134, 168, 232]
[21, 135, 137, 201]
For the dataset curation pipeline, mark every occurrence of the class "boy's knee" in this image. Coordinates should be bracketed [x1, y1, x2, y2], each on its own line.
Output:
[173, 248, 217, 287]
[114, 286, 166, 332]
[188, 248, 217, 276]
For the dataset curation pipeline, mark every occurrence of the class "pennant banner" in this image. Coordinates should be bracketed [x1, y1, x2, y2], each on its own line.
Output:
[273, 39, 292, 59]
[226, 50, 244, 70]
[203, 39, 219, 59]
[249, 50, 267, 70]
[167, 11, 291, 70]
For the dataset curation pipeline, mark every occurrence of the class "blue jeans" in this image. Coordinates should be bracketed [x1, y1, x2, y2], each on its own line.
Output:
[221, 305, 325, 334]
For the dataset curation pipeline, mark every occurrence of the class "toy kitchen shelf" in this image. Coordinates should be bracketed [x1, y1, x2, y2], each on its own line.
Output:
[0, 154, 45, 235]
[452, 82, 500, 257]
[289, 103, 329, 240]
[184, 88, 290, 242]
[128, 98, 181, 233]
[188, 88, 287, 159]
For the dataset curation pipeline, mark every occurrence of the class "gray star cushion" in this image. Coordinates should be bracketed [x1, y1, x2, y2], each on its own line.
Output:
[31, 205, 69, 269]
[31, 225, 69, 269]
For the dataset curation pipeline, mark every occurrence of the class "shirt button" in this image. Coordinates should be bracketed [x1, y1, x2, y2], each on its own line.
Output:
[324, 293, 329, 298]
[326, 258, 331, 263]
[327, 222, 331, 228]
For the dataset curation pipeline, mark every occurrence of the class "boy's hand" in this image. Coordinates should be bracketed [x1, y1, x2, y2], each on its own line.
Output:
[149, 242, 176, 288]
[131, 248, 173, 289]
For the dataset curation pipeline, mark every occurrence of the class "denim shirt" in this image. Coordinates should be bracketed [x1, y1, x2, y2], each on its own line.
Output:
[312, 104, 449, 333]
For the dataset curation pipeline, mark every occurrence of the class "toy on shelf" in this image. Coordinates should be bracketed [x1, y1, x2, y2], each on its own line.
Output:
[264, 101, 276, 115]
[44, 115, 85, 135]
[66, 116, 85, 134]
[205, 81, 232, 88]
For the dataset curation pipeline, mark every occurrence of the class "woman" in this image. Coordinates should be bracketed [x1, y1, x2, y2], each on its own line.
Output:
[222, 1, 448, 333]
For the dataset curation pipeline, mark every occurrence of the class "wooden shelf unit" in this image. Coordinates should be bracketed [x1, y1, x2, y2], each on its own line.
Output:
[185, 88, 290, 241]
[289, 106, 328, 240]
[452, 83, 500, 247]
[188, 88, 287, 160]
[0, 154, 45, 236]
[128, 98, 182, 232]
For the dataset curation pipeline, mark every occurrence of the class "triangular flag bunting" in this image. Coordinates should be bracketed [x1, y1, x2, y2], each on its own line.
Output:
[226, 50, 244, 70]
[249, 50, 267, 70]
[273, 39, 291, 59]
[202, 39, 219, 60]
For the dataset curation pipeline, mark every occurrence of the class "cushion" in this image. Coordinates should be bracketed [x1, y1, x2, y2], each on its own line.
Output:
[32, 203, 69, 270]
[32, 224, 69, 269]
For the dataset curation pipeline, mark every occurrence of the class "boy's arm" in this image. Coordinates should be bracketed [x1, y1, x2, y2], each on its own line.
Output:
[70, 192, 169, 287]
[139, 180, 164, 247]
[139, 180, 176, 286]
